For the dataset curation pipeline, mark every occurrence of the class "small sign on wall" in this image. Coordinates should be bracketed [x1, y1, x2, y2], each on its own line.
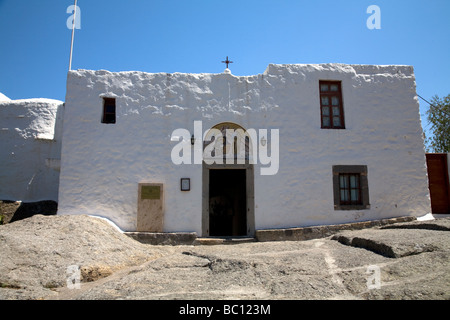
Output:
[141, 185, 161, 200]
[181, 178, 190, 191]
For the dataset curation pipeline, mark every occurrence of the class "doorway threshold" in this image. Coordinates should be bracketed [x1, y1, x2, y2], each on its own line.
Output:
[194, 236, 256, 245]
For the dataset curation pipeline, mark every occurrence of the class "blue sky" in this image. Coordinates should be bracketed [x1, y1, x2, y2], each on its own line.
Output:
[0, 0, 449, 137]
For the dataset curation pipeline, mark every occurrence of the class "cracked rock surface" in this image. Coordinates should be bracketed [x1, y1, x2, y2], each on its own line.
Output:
[1, 215, 449, 300]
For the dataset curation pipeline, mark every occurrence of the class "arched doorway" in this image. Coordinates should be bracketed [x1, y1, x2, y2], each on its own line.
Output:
[202, 122, 255, 237]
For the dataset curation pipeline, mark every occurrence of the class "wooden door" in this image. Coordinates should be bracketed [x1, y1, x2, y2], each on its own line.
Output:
[426, 154, 450, 214]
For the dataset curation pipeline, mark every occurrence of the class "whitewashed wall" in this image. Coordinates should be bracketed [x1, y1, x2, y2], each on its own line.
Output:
[0, 99, 64, 201]
[58, 64, 431, 233]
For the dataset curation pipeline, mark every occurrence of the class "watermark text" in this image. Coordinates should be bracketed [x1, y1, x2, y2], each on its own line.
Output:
[171, 121, 279, 175]
[366, 5, 381, 30]
[66, 4, 81, 29]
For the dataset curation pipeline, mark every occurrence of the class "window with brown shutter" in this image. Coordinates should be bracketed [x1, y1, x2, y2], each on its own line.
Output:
[319, 81, 345, 129]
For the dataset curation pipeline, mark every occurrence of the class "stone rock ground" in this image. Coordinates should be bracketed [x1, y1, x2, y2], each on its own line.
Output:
[0, 200, 58, 224]
[0, 215, 163, 299]
[0, 214, 449, 300]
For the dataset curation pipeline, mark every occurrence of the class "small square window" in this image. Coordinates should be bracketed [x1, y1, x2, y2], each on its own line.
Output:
[181, 178, 190, 191]
[332, 165, 370, 210]
[319, 81, 345, 129]
[102, 98, 116, 124]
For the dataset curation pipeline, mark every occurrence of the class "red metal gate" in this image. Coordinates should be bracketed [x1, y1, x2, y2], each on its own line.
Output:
[426, 153, 450, 214]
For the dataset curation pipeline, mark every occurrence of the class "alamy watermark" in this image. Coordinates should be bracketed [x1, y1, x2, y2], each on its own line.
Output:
[66, 4, 81, 30]
[366, 265, 381, 290]
[66, 5, 379, 31]
[66, 265, 81, 289]
[170, 121, 279, 176]
[366, 5, 381, 30]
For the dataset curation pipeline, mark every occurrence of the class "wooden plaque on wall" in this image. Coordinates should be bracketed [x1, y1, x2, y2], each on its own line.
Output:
[137, 183, 164, 232]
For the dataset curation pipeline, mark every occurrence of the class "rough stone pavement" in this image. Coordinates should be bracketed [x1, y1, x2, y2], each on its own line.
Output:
[1, 215, 449, 300]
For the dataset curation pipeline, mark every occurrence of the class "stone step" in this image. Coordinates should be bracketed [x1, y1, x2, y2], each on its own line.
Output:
[255, 216, 416, 242]
[125, 232, 197, 245]
[125, 216, 417, 245]
[125, 232, 256, 246]
[193, 237, 256, 245]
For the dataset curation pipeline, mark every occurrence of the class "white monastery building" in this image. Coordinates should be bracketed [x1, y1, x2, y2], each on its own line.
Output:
[0, 94, 63, 202]
[54, 63, 431, 236]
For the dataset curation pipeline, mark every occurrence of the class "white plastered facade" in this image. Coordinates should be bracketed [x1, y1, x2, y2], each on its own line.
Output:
[57, 64, 431, 234]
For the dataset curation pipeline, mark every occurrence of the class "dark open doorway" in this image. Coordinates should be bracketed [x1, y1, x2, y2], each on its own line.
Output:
[209, 169, 247, 236]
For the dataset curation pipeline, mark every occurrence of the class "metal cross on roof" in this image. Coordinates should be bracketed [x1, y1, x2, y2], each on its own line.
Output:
[221, 56, 233, 69]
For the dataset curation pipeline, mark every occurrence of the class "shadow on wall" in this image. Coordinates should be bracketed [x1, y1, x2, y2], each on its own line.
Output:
[0, 200, 57, 224]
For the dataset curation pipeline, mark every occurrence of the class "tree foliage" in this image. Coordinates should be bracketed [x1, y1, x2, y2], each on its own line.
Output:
[425, 94, 450, 153]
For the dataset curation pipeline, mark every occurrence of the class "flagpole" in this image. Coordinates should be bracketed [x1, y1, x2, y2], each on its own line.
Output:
[68, 0, 78, 71]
